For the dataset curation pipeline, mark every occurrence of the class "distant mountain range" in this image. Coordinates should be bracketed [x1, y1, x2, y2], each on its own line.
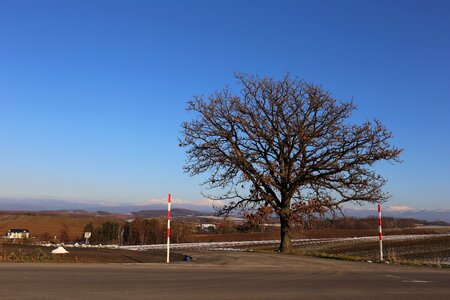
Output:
[132, 208, 206, 218]
[0, 198, 214, 214]
[0, 198, 449, 222]
[344, 206, 450, 223]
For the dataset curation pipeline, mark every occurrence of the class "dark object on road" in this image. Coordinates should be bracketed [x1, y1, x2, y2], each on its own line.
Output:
[184, 255, 192, 262]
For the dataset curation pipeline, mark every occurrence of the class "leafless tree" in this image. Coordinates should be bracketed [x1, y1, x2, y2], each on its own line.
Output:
[60, 223, 71, 244]
[180, 73, 402, 252]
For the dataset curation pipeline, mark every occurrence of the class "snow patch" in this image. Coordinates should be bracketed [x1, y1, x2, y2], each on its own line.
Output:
[148, 197, 225, 208]
[51, 246, 69, 254]
[385, 205, 420, 213]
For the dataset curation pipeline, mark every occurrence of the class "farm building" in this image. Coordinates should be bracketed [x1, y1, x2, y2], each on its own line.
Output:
[6, 228, 30, 239]
[197, 224, 217, 232]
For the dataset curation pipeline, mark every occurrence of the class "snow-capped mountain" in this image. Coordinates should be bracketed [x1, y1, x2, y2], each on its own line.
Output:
[344, 205, 450, 223]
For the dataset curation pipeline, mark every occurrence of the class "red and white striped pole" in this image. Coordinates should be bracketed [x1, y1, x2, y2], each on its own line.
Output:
[167, 193, 171, 263]
[378, 203, 383, 261]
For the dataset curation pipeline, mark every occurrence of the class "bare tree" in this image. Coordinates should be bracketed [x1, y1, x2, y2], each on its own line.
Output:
[60, 223, 71, 244]
[180, 73, 402, 252]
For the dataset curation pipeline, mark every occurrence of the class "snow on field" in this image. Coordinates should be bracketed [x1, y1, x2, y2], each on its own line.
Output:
[36, 233, 449, 252]
[51, 246, 69, 254]
[117, 233, 450, 251]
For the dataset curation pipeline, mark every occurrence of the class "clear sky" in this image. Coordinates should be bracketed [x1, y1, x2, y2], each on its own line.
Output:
[1, 0, 449, 209]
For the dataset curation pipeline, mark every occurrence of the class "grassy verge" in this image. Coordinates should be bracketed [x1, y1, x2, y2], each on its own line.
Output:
[288, 248, 450, 269]
[1, 248, 70, 263]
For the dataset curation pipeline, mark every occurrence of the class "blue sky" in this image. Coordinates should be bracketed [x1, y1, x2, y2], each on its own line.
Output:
[0, 0, 449, 209]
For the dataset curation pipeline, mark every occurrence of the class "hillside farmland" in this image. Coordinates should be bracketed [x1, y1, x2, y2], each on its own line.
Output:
[0, 211, 125, 241]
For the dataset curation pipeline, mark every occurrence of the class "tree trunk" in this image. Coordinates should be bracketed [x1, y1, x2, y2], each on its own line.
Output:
[279, 213, 292, 253]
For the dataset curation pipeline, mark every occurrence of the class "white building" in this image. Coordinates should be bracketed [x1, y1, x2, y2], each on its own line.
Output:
[6, 229, 30, 239]
[199, 224, 216, 231]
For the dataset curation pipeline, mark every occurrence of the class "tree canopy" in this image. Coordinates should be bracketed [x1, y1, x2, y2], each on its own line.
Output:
[180, 73, 402, 252]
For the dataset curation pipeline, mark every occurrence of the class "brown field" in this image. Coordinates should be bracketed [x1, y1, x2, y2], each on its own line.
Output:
[290, 234, 450, 266]
[2, 211, 449, 244]
[1, 210, 449, 266]
[0, 211, 125, 241]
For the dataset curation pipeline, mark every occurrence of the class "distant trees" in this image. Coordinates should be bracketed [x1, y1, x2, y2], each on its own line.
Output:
[170, 220, 192, 243]
[83, 222, 94, 233]
[298, 216, 425, 230]
[124, 218, 165, 245]
[239, 206, 273, 232]
[92, 221, 121, 244]
[181, 73, 402, 252]
[60, 223, 70, 244]
[83, 218, 192, 245]
[82, 221, 120, 245]
[215, 219, 237, 234]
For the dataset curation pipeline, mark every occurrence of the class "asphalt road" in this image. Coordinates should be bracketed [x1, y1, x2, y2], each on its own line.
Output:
[1, 251, 449, 300]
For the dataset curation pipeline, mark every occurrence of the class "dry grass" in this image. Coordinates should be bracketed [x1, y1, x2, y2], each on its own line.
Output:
[291, 235, 450, 267]
[0, 244, 184, 263]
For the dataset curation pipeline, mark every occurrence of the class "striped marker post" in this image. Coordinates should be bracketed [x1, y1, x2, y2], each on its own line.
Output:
[378, 203, 383, 261]
[167, 193, 171, 263]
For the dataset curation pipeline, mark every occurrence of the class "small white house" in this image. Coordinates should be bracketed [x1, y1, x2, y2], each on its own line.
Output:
[6, 229, 30, 239]
[199, 224, 216, 231]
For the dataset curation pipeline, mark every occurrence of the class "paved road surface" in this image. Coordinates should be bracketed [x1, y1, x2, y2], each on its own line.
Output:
[1, 251, 449, 299]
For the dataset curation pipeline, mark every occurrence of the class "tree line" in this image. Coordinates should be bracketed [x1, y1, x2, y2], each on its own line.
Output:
[82, 218, 192, 245]
[206, 216, 443, 234]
